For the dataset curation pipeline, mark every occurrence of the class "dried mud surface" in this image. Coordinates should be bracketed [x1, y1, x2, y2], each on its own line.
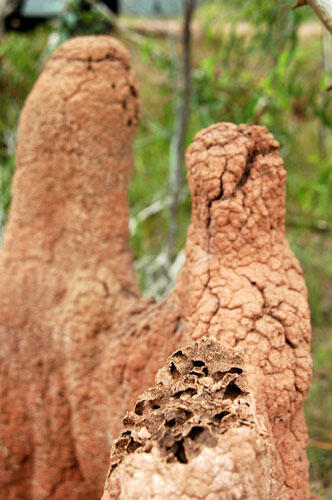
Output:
[103, 337, 275, 500]
[174, 122, 312, 498]
[0, 36, 311, 499]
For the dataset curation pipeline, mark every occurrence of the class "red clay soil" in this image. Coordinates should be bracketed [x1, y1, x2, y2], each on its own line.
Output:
[0, 36, 311, 499]
[174, 121, 312, 499]
[103, 337, 276, 500]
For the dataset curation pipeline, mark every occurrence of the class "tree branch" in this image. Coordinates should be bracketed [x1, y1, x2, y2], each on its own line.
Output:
[167, 0, 196, 266]
[293, 0, 308, 8]
[294, 0, 332, 36]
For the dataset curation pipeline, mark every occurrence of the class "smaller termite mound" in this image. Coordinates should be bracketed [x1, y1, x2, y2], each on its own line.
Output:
[102, 337, 276, 500]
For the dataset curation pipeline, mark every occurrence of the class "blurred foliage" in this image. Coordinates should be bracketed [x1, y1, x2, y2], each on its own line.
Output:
[0, 0, 332, 496]
[306, 324, 332, 498]
[58, 0, 112, 42]
[0, 24, 50, 228]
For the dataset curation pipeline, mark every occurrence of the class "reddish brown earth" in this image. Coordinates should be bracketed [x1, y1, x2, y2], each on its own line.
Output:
[103, 337, 276, 500]
[0, 36, 311, 499]
[174, 122, 312, 499]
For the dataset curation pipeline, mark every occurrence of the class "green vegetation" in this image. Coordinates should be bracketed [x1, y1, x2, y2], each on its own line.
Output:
[0, 24, 50, 228]
[0, 1, 331, 496]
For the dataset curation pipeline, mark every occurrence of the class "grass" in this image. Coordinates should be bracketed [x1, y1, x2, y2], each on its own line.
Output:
[307, 325, 332, 499]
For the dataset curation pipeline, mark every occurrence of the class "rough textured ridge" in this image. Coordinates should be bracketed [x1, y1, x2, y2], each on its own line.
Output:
[175, 123, 312, 498]
[0, 36, 311, 499]
[103, 337, 275, 500]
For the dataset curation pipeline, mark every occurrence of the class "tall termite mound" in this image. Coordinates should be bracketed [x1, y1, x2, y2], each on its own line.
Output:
[174, 122, 312, 498]
[0, 35, 182, 500]
[0, 36, 311, 500]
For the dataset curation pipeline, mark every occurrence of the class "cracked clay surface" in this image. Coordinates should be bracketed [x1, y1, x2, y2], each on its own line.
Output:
[0, 36, 311, 499]
[174, 123, 312, 498]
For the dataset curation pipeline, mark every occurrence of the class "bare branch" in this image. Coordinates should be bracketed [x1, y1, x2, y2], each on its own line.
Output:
[167, 0, 196, 265]
[309, 439, 332, 450]
[293, 0, 308, 9]
[303, 0, 332, 35]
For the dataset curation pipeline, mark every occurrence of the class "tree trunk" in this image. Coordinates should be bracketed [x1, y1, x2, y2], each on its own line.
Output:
[167, 0, 196, 265]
